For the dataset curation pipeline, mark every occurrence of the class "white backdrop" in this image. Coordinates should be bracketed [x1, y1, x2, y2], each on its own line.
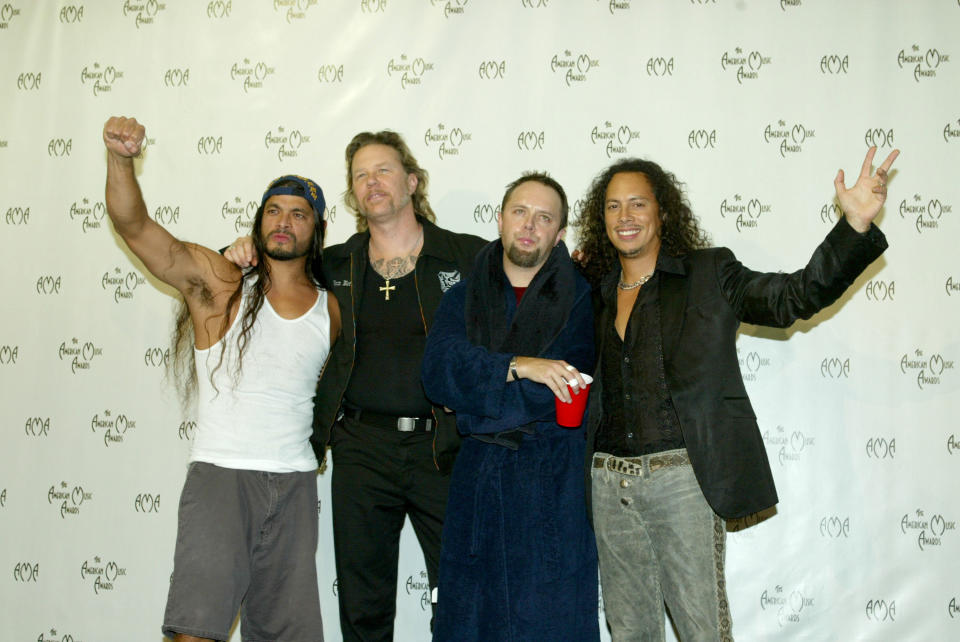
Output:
[2, 1, 958, 641]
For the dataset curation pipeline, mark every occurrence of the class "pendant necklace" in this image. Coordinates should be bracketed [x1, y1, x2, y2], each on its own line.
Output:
[374, 226, 423, 301]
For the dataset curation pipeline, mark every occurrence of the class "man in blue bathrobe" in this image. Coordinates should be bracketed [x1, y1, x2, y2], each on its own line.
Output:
[422, 172, 599, 641]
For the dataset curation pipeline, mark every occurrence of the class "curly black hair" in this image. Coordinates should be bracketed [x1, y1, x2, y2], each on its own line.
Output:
[572, 158, 710, 285]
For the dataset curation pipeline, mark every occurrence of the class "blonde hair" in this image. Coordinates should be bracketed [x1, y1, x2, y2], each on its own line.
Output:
[343, 131, 436, 232]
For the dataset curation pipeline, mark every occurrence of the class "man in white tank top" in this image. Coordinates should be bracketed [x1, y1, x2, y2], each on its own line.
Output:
[103, 116, 340, 642]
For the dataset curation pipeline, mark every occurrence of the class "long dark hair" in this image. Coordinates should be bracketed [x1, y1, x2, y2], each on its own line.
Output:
[573, 158, 710, 286]
[169, 179, 328, 402]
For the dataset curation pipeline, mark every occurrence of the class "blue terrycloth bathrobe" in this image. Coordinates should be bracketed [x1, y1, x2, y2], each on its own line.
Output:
[422, 240, 599, 642]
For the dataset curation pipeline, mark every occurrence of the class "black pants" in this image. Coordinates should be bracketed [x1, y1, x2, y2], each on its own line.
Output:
[330, 415, 450, 642]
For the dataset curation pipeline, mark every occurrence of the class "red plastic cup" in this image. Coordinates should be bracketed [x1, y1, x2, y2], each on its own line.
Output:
[555, 373, 593, 428]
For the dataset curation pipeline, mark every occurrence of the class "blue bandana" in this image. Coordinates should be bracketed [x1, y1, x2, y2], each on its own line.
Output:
[260, 175, 326, 228]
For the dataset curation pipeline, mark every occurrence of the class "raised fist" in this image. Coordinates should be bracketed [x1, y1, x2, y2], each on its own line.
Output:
[103, 116, 146, 158]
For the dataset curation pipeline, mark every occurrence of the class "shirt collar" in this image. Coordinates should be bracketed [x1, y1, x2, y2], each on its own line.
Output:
[601, 251, 686, 301]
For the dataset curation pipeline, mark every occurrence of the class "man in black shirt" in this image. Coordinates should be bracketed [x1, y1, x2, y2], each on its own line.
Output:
[573, 147, 898, 640]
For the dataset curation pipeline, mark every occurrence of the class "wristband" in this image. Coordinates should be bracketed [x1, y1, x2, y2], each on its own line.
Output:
[509, 356, 519, 381]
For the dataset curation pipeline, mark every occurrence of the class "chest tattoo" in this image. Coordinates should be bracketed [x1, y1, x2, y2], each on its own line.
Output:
[371, 255, 418, 280]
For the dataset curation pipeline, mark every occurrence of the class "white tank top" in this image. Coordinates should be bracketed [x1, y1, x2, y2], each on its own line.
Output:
[192, 278, 330, 472]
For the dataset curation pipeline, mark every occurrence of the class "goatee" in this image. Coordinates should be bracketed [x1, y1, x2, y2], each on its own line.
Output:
[505, 243, 543, 268]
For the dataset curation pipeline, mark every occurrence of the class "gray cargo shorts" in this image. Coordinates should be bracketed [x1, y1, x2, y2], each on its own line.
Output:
[162, 462, 324, 641]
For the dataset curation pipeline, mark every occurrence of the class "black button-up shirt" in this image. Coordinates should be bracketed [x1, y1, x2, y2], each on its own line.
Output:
[595, 270, 685, 457]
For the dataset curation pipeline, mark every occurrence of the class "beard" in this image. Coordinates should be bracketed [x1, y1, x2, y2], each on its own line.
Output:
[263, 232, 309, 261]
[264, 246, 307, 261]
[505, 241, 545, 268]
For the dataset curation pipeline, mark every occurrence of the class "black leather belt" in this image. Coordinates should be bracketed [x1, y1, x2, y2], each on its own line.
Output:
[343, 406, 433, 432]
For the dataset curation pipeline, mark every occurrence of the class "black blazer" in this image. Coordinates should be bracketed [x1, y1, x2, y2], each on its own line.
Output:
[585, 218, 888, 519]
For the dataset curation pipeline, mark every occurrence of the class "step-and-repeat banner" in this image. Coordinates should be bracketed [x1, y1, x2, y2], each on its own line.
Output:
[2, 2, 958, 641]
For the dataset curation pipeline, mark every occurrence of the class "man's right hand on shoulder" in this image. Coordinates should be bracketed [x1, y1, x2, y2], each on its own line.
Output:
[103, 116, 145, 158]
[224, 236, 259, 268]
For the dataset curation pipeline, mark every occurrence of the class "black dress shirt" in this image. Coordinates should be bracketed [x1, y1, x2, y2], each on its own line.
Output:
[595, 271, 685, 457]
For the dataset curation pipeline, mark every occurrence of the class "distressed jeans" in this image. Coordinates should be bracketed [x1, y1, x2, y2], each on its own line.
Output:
[591, 450, 733, 641]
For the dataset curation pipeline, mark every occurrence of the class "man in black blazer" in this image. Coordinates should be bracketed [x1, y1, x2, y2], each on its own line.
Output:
[573, 147, 898, 641]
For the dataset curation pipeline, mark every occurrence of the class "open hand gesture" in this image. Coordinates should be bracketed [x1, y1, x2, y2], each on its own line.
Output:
[834, 146, 899, 233]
